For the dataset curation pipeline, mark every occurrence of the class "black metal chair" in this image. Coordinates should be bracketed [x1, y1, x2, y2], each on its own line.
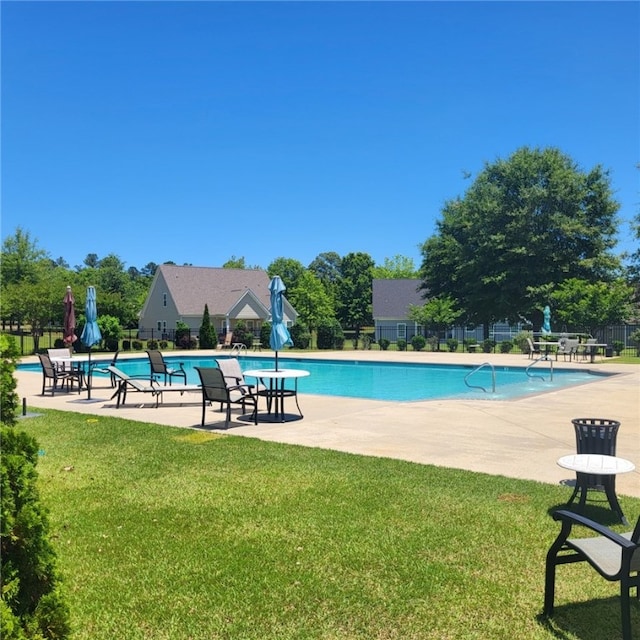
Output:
[37, 353, 82, 395]
[195, 367, 257, 428]
[545, 510, 640, 640]
[89, 350, 120, 388]
[146, 350, 187, 386]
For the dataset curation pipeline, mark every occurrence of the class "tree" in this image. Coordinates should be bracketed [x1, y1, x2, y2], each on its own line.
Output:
[550, 278, 634, 336]
[199, 304, 216, 349]
[267, 257, 305, 295]
[336, 252, 374, 342]
[223, 256, 247, 269]
[308, 252, 342, 307]
[289, 271, 335, 346]
[0, 228, 48, 287]
[408, 296, 462, 350]
[419, 147, 622, 336]
[372, 255, 418, 279]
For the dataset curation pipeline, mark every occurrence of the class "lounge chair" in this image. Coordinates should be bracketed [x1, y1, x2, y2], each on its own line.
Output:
[544, 510, 640, 640]
[89, 350, 120, 388]
[217, 332, 233, 350]
[37, 353, 83, 395]
[108, 366, 199, 408]
[146, 350, 187, 385]
[195, 366, 258, 428]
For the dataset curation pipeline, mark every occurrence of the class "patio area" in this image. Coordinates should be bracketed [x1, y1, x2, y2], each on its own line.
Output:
[14, 350, 640, 499]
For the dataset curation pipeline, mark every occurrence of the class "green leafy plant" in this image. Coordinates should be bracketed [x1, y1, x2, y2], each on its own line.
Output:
[396, 338, 407, 351]
[0, 427, 71, 639]
[0, 335, 20, 426]
[611, 340, 624, 356]
[411, 335, 426, 351]
[379, 338, 390, 351]
[500, 340, 513, 354]
[446, 338, 458, 353]
[482, 338, 496, 353]
[198, 305, 216, 350]
[289, 323, 310, 350]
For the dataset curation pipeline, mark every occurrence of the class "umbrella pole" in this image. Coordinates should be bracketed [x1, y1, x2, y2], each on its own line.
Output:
[87, 348, 92, 400]
[275, 351, 279, 372]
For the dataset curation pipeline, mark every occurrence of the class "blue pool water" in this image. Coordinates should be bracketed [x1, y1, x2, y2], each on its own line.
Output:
[19, 355, 608, 402]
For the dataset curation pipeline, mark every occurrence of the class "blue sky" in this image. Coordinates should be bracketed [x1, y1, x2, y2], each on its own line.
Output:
[2, 1, 638, 272]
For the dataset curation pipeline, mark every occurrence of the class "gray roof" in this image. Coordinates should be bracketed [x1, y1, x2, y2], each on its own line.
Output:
[157, 264, 273, 316]
[372, 279, 425, 318]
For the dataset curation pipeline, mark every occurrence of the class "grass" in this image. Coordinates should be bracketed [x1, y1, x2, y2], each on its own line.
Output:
[17, 409, 640, 639]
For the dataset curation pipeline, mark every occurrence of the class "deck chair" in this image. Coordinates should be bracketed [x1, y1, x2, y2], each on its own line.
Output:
[89, 350, 120, 388]
[527, 338, 541, 359]
[578, 338, 600, 362]
[195, 367, 258, 428]
[47, 347, 73, 371]
[217, 332, 233, 350]
[215, 357, 265, 394]
[37, 353, 82, 395]
[544, 510, 640, 640]
[146, 350, 187, 385]
[108, 366, 199, 408]
[556, 337, 578, 361]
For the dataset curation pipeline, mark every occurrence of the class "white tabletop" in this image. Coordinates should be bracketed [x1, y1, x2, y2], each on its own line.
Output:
[51, 356, 90, 364]
[243, 368, 310, 380]
[557, 454, 635, 475]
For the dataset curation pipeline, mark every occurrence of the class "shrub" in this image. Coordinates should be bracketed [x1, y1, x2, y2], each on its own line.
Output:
[260, 322, 271, 349]
[53, 338, 65, 349]
[122, 340, 131, 351]
[427, 335, 439, 351]
[231, 321, 253, 349]
[630, 329, 640, 356]
[514, 331, 532, 354]
[132, 340, 143, 351]
[397, 339, 407, 352]
[482, 338, 496, 353]
[290, 324, 310, 350]
[147, 339, 159, 350]
[379, 338, 390, 351]
[317, 320, 344, 350]
[0, 335, 20, 426]
[499, 340, 513, 354]
[174, 322, 191, 349]
[97, 315, 122, 350]
[446, 338, 458, 353]
[411, 335, 426, 351]
[159, 340, 169, 350]
[612, 340, 624, 356]
[0, 426, 71, 639]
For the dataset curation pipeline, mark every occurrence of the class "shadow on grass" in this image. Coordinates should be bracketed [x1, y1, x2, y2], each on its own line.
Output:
[546, 502, 628, 528]
[537, 597, 636, 640]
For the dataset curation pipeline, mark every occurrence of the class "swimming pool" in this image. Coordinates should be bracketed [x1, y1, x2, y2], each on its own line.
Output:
[19, 355, 608, 402]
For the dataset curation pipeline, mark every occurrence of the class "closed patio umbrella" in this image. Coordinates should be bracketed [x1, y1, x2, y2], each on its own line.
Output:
[269, 276, 293, 371]
[80, 286, 102, 400]
[63, 285, 77, 346]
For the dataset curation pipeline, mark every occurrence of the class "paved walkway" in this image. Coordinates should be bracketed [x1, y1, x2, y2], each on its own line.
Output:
[15, 350, 640, 498]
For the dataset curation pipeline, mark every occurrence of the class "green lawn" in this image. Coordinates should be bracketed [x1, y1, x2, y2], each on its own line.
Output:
[18, 409, 639, 639]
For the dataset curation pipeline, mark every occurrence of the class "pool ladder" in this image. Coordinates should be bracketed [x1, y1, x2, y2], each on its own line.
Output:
[525, 356, 554, 382]
[464, 362, 496, 394]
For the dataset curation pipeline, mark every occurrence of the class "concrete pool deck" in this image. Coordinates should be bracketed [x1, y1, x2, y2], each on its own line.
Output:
[14, 350, 640, 499]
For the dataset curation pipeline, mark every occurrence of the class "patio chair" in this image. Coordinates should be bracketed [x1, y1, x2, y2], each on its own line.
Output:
[37, 353, 82, 395]
[195, 366, 258, 429]
[527, 337, 541, 359]
[556, 337, 579, 361]
[146, 350, 187, 386]
[544, 509, 640, 640]
[215, 357, 265, 395]
[47, 347, 73, 371]
[578, 338, 598, 362]
[217, 331, 233, 350]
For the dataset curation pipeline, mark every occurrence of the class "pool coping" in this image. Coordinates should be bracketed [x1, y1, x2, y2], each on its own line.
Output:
[14, 350, 640, 499]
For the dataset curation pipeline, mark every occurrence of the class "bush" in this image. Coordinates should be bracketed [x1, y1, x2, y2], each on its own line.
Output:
[290, 324, 310, 350]
[446, 338, 458, 353]
[499, 340, 513, 354]
[411, 335, 426, 351]
[397, 339, 407, 352]
[122, 340, 131, 351]
[97, 315, 122, 350]
[260, 322, 271, 349]
[379, 338, 390, 351]
[231, 321, 253, 349]
[513, 331, 532, 354]
[630, 329, 640, 356]
[159, 340, 169, 350]
[427, 336, 439, 351]
[0, 426, 71, 639]
[53, 338, 65, 349]
[174, 322, 192, 350]
[147, 339, 159, 350]
[612, 340, 624, 356]
[132, 340, 143, 351]
[482, 338, 496, 353]
[0, 335, 20, 426]
[199, 304, 217, 350]
[317, 320, 344, 350]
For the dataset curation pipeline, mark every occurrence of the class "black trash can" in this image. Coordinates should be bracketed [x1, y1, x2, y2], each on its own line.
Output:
[605, 346, 613, 357]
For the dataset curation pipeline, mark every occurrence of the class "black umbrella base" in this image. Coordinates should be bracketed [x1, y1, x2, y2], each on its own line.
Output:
[238, 412, 303, 424]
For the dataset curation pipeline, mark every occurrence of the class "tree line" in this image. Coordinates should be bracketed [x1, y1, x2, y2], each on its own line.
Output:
[2, 147, 638, 350]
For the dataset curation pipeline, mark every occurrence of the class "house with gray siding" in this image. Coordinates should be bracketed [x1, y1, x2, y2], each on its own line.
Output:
[372, 279, 426, 342]
[138, 265, 298, 341]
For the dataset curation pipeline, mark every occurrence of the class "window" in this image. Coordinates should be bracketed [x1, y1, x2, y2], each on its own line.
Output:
[397, 323, 407, 340]
[163, 293, 167, 307]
